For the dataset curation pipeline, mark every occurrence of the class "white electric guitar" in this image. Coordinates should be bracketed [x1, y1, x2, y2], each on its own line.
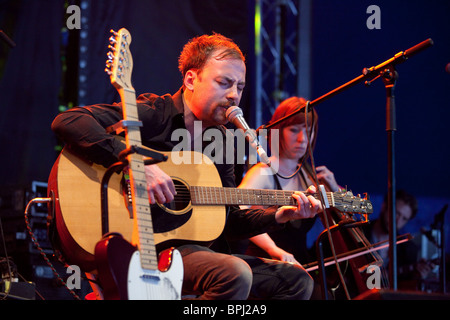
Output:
[94, 28, 183, 300]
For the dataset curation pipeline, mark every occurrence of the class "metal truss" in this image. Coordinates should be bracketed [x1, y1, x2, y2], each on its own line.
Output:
[253, 0, 311, 127]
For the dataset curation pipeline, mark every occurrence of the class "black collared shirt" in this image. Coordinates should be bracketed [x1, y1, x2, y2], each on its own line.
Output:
[52, 88, 280, 252]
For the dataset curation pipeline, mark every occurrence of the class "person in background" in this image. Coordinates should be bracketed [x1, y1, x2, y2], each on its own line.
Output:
[236, 96, 341, 266]
[363, 190, 435, 289]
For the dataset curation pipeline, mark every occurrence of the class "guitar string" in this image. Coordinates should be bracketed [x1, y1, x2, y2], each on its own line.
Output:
[171, 188, 296, 204]
[162, 185, 337, 208]
[171, 186, 333, 200]
[158, 191, 368, 215]
[173, 186, 333, 200]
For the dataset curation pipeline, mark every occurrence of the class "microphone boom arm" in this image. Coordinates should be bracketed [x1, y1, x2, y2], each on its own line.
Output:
[257, 38, 433, 132]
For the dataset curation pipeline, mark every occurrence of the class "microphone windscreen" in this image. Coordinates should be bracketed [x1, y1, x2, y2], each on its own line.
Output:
[225, 106, 242, 123]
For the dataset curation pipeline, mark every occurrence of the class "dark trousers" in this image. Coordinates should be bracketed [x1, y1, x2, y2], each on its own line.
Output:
[179, 245, 314, 300]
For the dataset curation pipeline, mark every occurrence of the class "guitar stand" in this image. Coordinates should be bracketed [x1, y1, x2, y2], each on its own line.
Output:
[100, 145, 168, 236]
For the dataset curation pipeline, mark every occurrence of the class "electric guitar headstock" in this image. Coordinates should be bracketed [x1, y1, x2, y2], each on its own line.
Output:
[105, 28, 133, 91]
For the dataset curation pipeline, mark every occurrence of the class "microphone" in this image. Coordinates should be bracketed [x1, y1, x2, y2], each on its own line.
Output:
[226, 106, 271, 166]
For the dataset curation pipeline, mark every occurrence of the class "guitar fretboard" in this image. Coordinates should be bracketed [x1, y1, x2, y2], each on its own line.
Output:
[128, 156, 158, 270]
[190, 186, 334, 207]
[122, 86, 159, 271]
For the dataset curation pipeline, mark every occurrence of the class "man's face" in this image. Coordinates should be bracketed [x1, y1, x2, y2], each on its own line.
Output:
[185, 53, 246, 127]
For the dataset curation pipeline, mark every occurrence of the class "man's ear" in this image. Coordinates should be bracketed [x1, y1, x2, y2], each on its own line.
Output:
[184, 70, 197, 91]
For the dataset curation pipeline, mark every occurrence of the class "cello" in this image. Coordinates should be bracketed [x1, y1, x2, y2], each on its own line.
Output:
[313, 202, 390, 299]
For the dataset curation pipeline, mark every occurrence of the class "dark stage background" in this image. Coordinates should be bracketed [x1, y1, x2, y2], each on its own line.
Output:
[0, 0, 449, 297]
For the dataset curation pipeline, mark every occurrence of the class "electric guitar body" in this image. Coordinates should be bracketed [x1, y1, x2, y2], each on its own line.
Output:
[94, 233, 183, 300]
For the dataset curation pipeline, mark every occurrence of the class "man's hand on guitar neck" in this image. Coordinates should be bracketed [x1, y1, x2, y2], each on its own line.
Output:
[145, 164, 176, 204]
[144, 162, 322, 222]
[275, 185, 322, 224]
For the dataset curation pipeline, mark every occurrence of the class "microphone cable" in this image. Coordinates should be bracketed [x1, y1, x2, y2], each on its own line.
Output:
[24, 197, 81, 300]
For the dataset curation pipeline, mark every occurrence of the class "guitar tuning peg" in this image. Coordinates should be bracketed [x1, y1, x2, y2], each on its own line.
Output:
[108, 45, 116, 52]
[107, 52, 114, 60]
[109, 36, 117, 44]
[105, 68, 112, 75]
[110, 29, 118, 36]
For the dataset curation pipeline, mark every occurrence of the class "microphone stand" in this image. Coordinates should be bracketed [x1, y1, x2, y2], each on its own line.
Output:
[431, 204, 448, 294]
[382, 65, 399, 289]
[257, 38, 434, 291]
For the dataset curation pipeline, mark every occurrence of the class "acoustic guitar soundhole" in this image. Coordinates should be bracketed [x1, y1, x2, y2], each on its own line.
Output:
[151, 178, 192, 234]
[122, 177, 192, 234]
[158, 179, 191, 214]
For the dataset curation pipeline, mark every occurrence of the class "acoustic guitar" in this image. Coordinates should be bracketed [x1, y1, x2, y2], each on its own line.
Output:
[48, 147, 373, 273]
